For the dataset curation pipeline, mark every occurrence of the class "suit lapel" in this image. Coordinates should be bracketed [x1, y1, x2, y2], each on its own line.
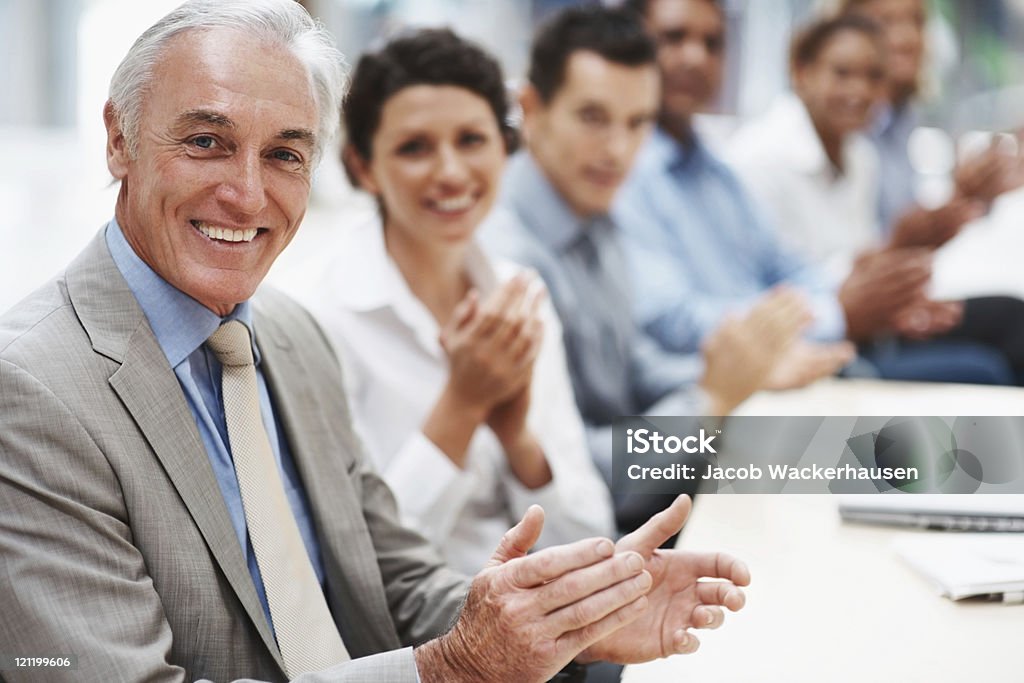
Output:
[66, 232, 287, 674]
[254, 304, 400, 656]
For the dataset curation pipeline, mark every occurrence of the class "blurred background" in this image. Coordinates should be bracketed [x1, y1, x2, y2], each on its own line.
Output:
[3, 0, 1024, 313]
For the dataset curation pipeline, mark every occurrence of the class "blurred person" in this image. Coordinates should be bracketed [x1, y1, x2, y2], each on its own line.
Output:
[301, 28, 614, 576]
[482, 5, 812, 535]
[615, 0, 855, 384]
[727, 15, 1024, 385]
[840, 0, 1024, 243]
[0, 1, 752, 680]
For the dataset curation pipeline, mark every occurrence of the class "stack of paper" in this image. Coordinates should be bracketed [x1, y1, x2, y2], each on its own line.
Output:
[893, 534, 1024, 603]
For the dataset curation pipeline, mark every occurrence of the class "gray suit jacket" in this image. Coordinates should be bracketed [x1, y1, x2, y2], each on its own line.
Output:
[0, 232, 469, 682]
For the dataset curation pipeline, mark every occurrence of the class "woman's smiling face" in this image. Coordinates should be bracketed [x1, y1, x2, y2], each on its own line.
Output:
[354, 84, 507, 249]
[795, 29, 886, 139]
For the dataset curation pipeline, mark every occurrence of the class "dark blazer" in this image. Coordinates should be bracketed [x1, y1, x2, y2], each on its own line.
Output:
[0, 232, 469, 682]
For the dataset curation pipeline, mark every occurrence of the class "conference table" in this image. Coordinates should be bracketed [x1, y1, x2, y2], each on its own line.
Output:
[623, 379, 1024, 683]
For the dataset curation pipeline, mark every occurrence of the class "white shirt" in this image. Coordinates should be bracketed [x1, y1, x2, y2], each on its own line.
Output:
[726, 93, 882, 284]
[301, 217, 614, 574]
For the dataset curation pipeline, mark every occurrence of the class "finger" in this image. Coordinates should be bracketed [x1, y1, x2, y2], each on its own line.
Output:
[927, 301, 960, 329]
[536, 551, 646, 614]
[950, 198, 986, 225]
[514, 273, 544, 318]
[617, 494, 692, 557]
[546, 568, 651, 635]
[691, 604, 725, 630]
[749, 291, 809, 348]
[695, 580, 746, 612]
[479, 275, 530, 338]
[760, 312, 806, 353]
[487, 505, 545, 568]
[685, 551, 751, 587]
[511, 338, 541, 372]
[506, 536, 616, 587]
[498, 277, 537, 341]
[672, 629, 701, 655]
[494, 312, 528, 347]
[528, 280, 548, 315]
[882, 252, 933, 281]
[498, 283, 545, 357]
[874, 261, 931, 297]
[451, 290, 479, 331]
[513, 279, 547, 337]
[793, 344, 852, 383]
[828, 341, 856, 366]
[700, 316, 739, 355]
[749, 288, 801, 327]
[557, 594, 650, 660]
[511, 317, 545, 367]
[440, 291, 479, 351]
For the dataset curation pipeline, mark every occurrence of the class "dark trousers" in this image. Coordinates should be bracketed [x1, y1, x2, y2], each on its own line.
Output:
[861, 296, 1024, 386]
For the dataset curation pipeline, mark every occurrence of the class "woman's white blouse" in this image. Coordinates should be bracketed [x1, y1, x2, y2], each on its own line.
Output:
[301, 217, 614, 574]
[726, 93, 882, 285]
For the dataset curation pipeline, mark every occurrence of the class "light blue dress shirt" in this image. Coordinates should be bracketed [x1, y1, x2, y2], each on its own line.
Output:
[869, 103, 920, 234]
[483, 151, 705, 480]
[105, 218, 325, 632]
[614, 127, 847, 353]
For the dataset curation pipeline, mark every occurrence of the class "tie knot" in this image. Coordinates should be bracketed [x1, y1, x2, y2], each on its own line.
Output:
[207, 320, 255, 367]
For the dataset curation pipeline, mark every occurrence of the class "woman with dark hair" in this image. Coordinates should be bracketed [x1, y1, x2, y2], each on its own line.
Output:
[840, 0, 1018, 237]
[303, 28, 613, 574]
[728, 15, 888, 280]
[726, 15, 1018, 385]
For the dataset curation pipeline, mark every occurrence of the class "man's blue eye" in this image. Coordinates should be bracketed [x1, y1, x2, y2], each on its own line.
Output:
[193, 136, 215, 149]
[274, 150, 299, 162]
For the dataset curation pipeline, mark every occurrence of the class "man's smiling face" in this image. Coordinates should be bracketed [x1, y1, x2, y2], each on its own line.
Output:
[106, 27, 319, 316]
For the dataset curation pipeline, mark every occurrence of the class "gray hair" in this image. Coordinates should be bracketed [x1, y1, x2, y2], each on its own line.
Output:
[108, 0, 346, 162]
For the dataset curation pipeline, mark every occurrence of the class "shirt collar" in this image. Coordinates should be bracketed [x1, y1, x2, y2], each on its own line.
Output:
[646, 125, 725, 177]
[755, 93, 874, 180]
[327, 214, 500, 314]
[501, 151, 596, 253]
[105, 217, 259, 368]
[770, 93, 832, 175]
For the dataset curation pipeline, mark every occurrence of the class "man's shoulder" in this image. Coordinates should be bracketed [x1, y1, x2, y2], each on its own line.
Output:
[252, 285, 342, 371]
[253, 285, 313, 327]
[0, 271, 80, 367]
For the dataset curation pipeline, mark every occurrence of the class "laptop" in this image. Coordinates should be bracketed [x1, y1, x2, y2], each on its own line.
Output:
[837, 495, 1024, 532]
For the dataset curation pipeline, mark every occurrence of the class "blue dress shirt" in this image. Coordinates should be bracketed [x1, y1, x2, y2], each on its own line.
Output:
[483, 151, 705, 480]
[869, 103, 920, 234]
[614, 127, 847, 353]
[105, 219, 325, 632]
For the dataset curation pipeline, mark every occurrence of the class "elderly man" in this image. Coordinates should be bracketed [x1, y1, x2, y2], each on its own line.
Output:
[0, 1, 748, 682]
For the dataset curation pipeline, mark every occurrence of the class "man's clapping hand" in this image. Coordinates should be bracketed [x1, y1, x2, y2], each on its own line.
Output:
[414, 496, 750, 682]
[578, 495, 749, 663]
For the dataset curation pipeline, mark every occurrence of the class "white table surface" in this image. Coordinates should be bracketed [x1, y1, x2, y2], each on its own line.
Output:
[623, 495, 1022, 683]
[736, 377, 1024, 417]
[625, 379, 1024, 682]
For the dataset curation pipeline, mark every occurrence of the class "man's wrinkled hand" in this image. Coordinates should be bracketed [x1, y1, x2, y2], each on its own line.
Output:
[579, 496, 751, 664]
[415, 507, 653, 682]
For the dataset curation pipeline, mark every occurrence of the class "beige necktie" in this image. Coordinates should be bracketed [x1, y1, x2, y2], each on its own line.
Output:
[207, 320, 350, 678]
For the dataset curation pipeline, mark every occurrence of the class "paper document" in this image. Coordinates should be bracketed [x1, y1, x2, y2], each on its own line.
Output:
[894, 534, 1024, 603]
